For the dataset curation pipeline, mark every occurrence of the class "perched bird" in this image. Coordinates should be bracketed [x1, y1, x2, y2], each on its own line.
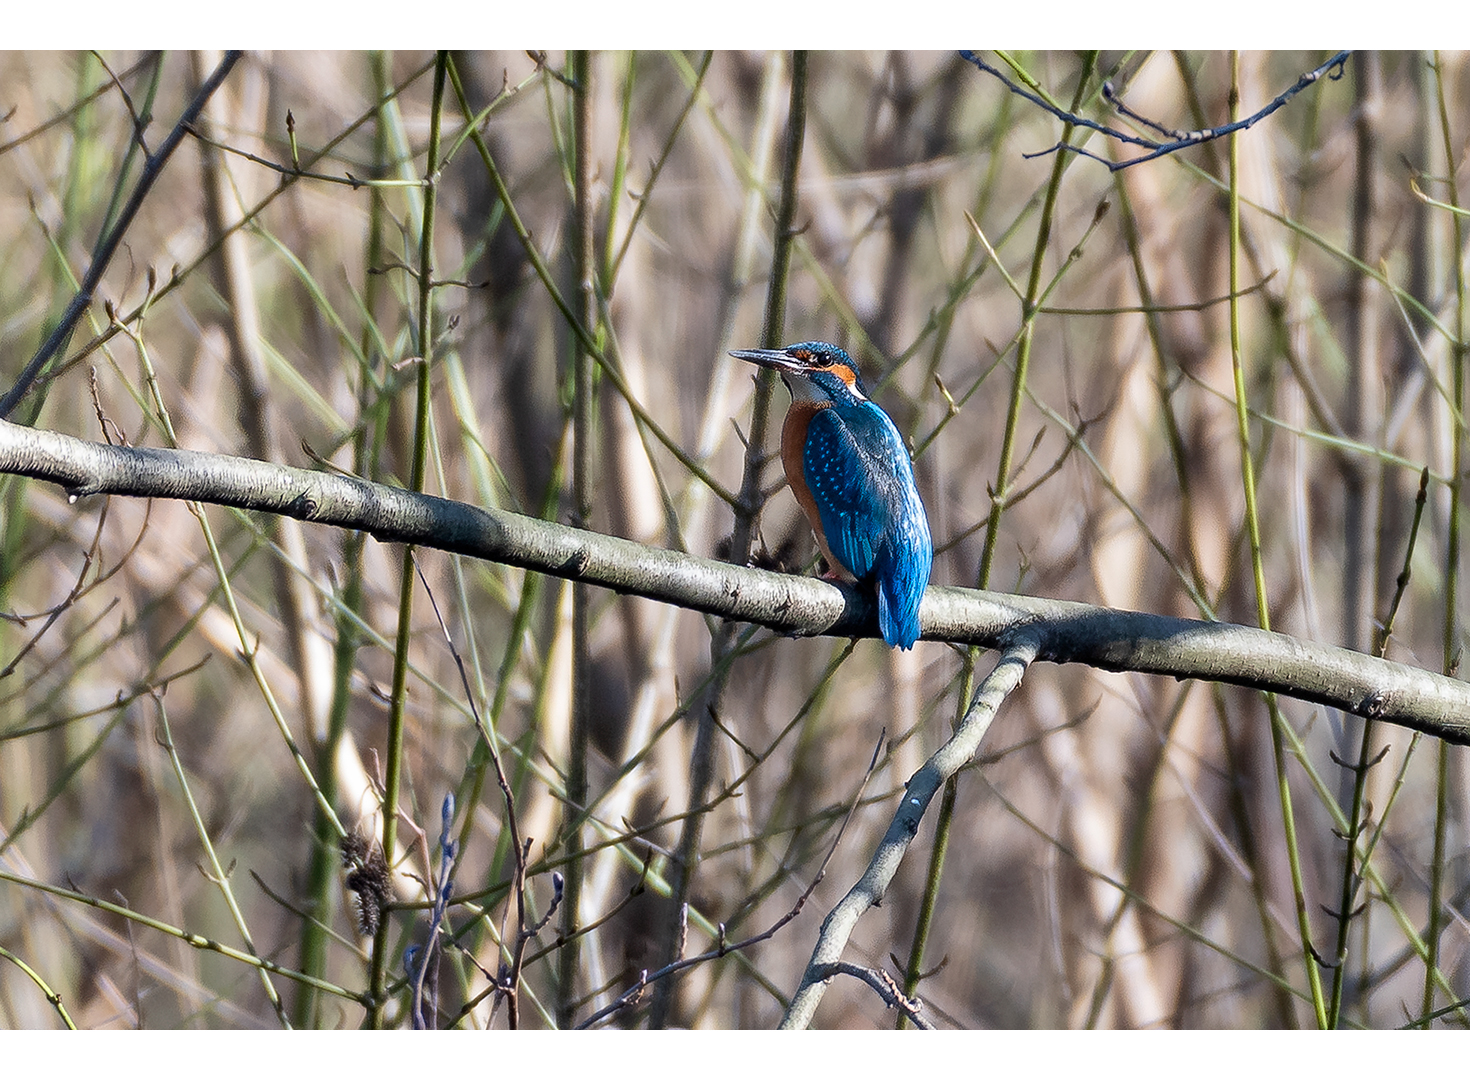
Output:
[731, 341, 932, 650]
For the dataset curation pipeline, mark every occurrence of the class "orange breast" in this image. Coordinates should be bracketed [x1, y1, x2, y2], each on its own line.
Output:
[781, 402, 850, 578]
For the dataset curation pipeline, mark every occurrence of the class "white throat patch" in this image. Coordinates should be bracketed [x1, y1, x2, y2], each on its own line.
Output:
[785, 370, 866, 403]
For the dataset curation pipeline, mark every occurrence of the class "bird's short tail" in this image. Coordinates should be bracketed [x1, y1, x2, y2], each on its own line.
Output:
[876, 563, 924, 650]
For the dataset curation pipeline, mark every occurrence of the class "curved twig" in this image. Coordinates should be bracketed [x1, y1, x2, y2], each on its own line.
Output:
[780, 639, 1038, 1028]
[960, 51, 1350, 171]
[809, 962, 933, 1029]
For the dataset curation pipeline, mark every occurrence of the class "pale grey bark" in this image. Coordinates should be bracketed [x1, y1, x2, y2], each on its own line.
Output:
[780, 640, 1037, 1029]
[3, 416, 1469, 744]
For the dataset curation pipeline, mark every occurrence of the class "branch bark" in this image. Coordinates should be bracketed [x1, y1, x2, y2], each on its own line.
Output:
[779, 639, 1037, 1029]
[3, 417, 1470, 744]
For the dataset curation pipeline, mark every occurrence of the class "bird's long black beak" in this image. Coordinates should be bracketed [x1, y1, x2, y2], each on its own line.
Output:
[729, 348, 802, 373]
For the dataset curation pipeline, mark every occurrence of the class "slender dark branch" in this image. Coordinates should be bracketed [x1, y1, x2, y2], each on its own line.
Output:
[92, 51, 151, 155]
[413, 556, 549, 1029]
[1039, 270, 1277, 316]
[1103, 76, 1189, 139]
[184, 121, 385, 189]
[0, 50, 242, 419]
[575, 860, 808, 1029]
[406, 795, 459, 1030]
[960, 51, 1350, 171]
[578, 729, 882, 1029]
[0, 54, 156, 158]
[960, 51, 1163, 152]
[648, 47, 809, 1029]
[559, 47, 598, 1032]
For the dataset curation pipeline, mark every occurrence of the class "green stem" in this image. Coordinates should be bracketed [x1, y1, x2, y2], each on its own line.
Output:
[0, 944, 75, 1029]
[601, 51, 634, 292]
[0, 866, 363, 1001]
[367, 50, 447, 1029]
[1425, 48, 1467, 1026]
[156, 694, 288, 1026]
[296, 48, 394, 1029]
[904, 50, 1095, 1014]
[557, 47, 597, 1029]
[1226, 52, 1326, 1028]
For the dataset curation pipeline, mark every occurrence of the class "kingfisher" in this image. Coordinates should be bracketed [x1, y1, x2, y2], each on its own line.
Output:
[731, 341, 932, 650]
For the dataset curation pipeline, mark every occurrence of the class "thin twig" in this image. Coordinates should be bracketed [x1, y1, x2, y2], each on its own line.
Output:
[184, 121, 423, 189]
[0, 51, 242, 419]
[960, 51, 1350, 171]
[810, 962, 934, 1029]
[579, 729, 886, 1029]
[0, 54, 156, 157]
[406, 795, 459, 1029]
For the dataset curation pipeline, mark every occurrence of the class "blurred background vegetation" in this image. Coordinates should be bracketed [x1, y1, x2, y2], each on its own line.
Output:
[0, 50, 1467, 1029]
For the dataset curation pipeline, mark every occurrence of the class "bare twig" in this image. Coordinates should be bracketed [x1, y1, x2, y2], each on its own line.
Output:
[0, 51, 242, 419]
[960, 51, 1350, 171]
[413, 556, 558, 1029]
[184, 120, 417, 189]
[578, 730, 885, 1029]
[0, 54, 155, 157]
[810, 962, 934, 1029]
[406, 795, 459, 1029]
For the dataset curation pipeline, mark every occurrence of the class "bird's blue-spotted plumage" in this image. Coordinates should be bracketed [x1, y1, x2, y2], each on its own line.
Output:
[730, 341, 932, 649]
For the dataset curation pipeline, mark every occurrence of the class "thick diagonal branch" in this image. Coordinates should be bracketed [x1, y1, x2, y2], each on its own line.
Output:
[3, 419, 1470, 744]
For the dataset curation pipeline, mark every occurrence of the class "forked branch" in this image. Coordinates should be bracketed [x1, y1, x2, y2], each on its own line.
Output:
[961, 51, 1350, 171]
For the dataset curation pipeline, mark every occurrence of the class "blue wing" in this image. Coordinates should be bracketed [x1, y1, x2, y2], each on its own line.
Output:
[802, 403, 932, 648]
